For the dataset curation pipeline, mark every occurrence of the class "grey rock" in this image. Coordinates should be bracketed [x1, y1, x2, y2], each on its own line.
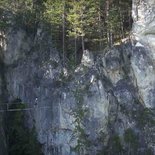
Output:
[0, 0, 155, 154]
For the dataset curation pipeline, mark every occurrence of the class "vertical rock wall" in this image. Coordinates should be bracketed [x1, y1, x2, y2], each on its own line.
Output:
[132, 0, 155, 108]
[0, 32, 7, 155]
[0, 0, 155, 154]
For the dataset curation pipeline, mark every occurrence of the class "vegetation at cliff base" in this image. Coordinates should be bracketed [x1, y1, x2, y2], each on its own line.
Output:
[6, 99, 43, 155]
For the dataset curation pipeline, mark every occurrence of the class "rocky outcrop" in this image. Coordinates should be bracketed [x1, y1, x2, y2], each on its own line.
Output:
[132, 0, 155, 48]
[0, 117, 7, 155]
[132, 0, 155, 108]
[1, 26, 154, 155]
[0, 0, 155, 155]
[0, 31, 7, 155]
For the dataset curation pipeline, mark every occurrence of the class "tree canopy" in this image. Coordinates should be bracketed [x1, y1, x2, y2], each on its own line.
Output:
[0, 0, 132, 65]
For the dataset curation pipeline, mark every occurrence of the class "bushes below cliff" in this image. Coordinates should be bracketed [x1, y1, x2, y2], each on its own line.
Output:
[6, 99, 43, 155]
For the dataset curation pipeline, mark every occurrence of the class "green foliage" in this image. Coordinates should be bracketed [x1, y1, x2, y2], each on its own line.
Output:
[106, 5, 120, 33]
[74, 109, 91, 153]
[0, 11, 9, 30]
[144, 148, 154, 155]
[67, 0, 98, 38]
[44, 0, 63, 25]
[7, 99, 43, 155]
[0, 0, 132, 67]
[136, 108, 155, 127]
[73, 124, 91, 153]
[111, 135, 123, 153]
[98, 134, 123, 155]
[0, 20, 9, 30]
[14, 10, 37, 33]
[124, 128, 138, 149]
[0, 0, 46, 32]
[73, 89, 84, 105]
[43, 0, 132, 55]
[71, 88, 91, 153]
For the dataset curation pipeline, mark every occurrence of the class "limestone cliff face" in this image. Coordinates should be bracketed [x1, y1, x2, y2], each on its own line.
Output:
[132, 0, 155, 108]
[132, 0, 155, 46]
[0, 0, 155, 155]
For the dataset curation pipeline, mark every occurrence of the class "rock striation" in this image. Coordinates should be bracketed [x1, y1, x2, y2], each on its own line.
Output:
[0, 0, 155, 155]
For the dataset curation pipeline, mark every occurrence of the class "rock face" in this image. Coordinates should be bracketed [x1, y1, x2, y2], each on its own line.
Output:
[132, 0, 155, 48]
[0, 32, 8, 155]
[0, 117, 7, 155]
[132, 0, 155, 108]
[0, 0, 155, 155]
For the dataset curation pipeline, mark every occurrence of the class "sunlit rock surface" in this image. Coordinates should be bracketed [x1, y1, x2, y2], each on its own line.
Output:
[2, 26, 155, 154]
[132, 0, 155, 53]
[132, 0, 155, 108]
[0, 0, 155, 155]
[132, 0, 155, 42]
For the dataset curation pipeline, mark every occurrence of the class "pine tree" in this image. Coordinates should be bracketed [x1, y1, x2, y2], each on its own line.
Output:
[0, 0, 132, 65]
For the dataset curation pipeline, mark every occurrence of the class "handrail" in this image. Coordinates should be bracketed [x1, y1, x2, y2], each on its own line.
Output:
[0, 102, 51, 112]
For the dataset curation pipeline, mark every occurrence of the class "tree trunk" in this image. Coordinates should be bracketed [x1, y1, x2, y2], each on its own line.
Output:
[98, 7, 102, 51]
[110, 30, 113, 47]
[62, 0, 65, 66]
[106, 0, 110, 46]
[74, 36, 77, 64]
[81, 36, 85, 52]
[119, 1, 124, 39]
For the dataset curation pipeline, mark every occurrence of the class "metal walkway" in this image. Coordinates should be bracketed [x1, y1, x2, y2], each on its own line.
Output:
[0, 102, 50, 112]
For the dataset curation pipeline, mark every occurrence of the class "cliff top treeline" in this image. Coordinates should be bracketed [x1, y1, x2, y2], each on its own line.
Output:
[0, 0, 132, 65]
